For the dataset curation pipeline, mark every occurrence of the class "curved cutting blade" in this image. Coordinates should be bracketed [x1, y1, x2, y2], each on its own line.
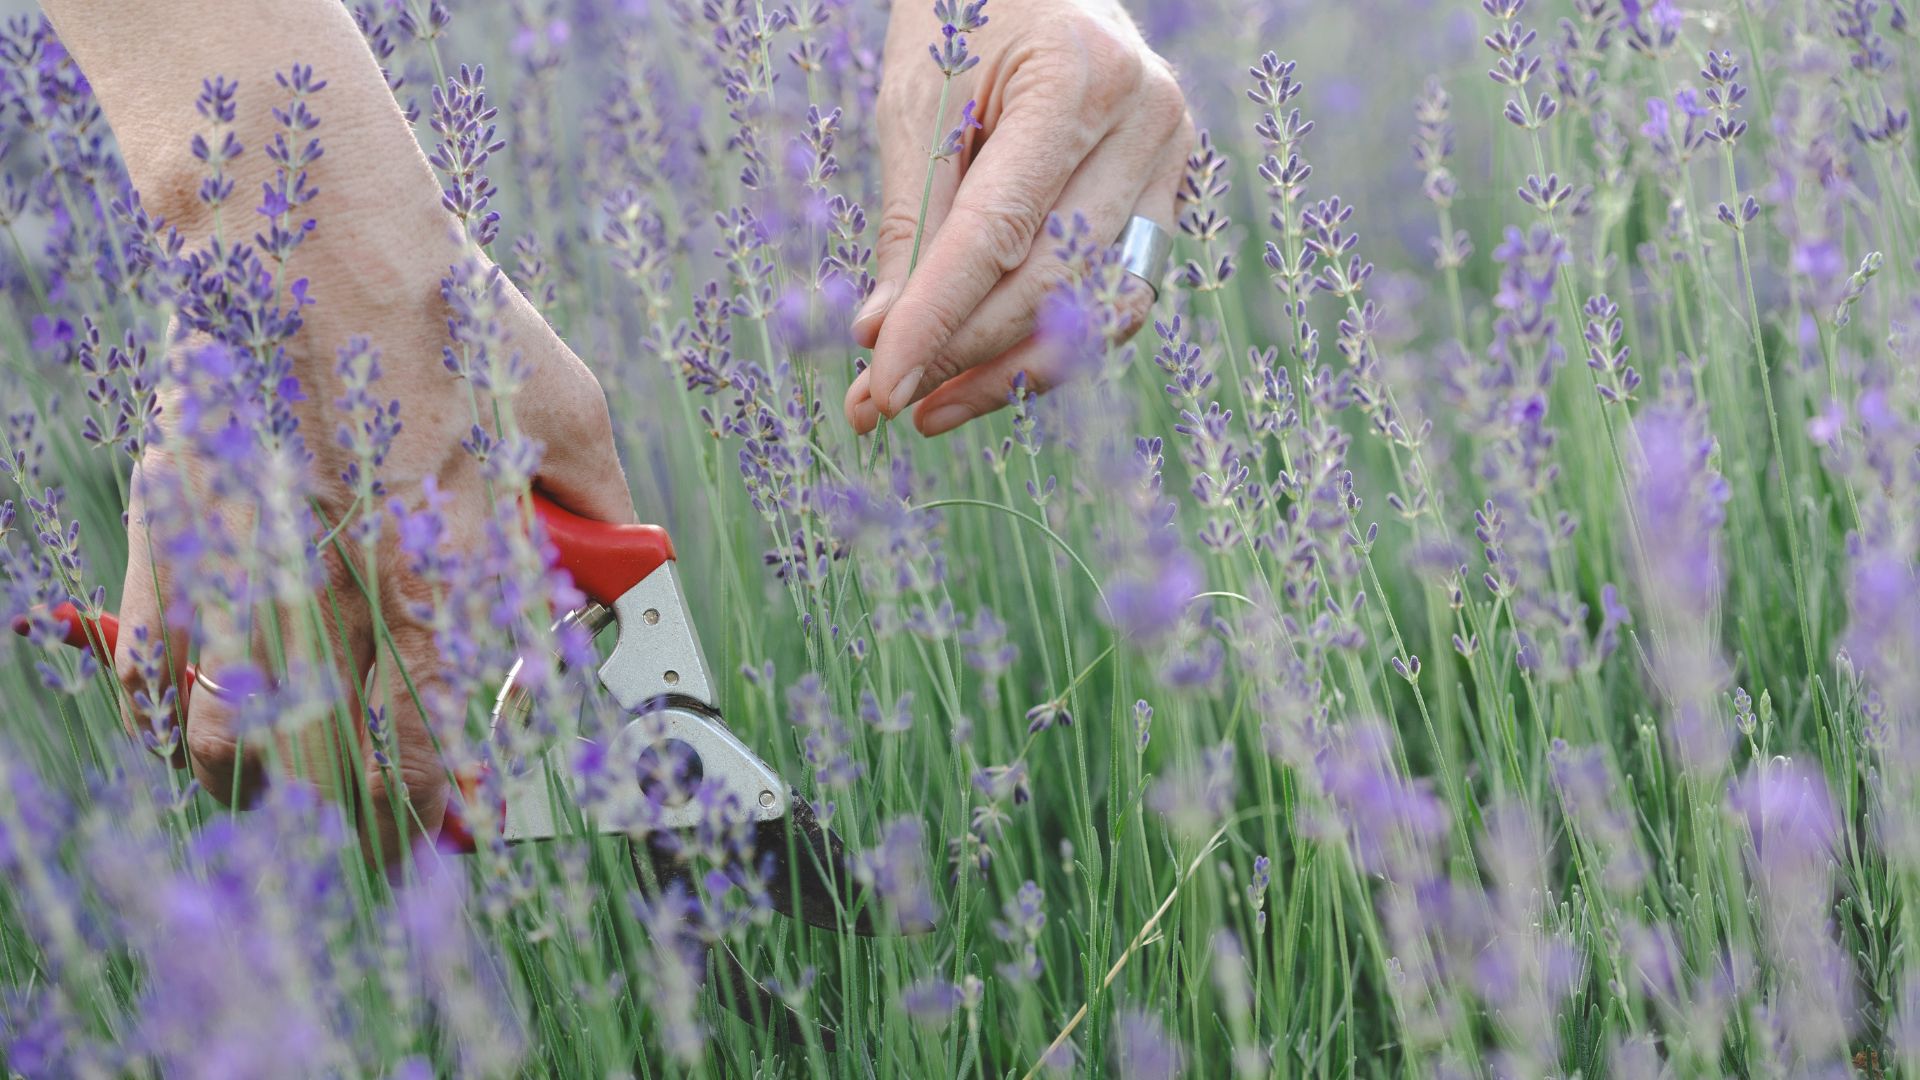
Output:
[630, 841, 836, 1050]
[755, 792, 889, 937]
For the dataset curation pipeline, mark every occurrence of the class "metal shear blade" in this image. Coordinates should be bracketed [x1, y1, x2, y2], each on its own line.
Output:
[492, 559, 903, 1044]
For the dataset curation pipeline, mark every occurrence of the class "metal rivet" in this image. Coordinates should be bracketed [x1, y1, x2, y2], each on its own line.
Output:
[642, 608, 660, 625]
[759, 790, 776, 808]
[664, 669, 680, 685]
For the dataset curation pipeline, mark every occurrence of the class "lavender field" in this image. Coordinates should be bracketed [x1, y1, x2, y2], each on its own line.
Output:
[3, 0, 1917, 1075]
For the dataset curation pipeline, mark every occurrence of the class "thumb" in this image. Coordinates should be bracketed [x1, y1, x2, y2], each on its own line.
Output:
[116, 461, 192, 767]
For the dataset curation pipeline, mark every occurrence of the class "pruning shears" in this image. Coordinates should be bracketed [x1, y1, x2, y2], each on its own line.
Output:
[12, 491, 888, 1048]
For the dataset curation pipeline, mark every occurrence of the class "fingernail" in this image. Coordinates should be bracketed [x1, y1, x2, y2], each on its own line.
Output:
[850, 281, 897, 345]
[919, 404, 972, 435]
[887, 366, 925, 415]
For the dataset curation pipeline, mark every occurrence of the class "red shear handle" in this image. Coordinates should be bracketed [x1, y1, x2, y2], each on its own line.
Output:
[532, 490, 675, 606]
[10, 604, 203, 701]
[9, 492, 666, 855]
[10, 603, 206, 691]
[13, 602, 117, 655]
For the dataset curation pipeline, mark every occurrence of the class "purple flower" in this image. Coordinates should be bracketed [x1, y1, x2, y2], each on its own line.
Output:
[853, 816, 938, 933]
[928, 0, 987, 77]
[1630, 395, 1733, 773]
[1147, 742, 1237, 838]
[427, 64, 504, 246]
[1024, 699, 1072, 735]
[788, 673, 864, 790]
[1728, 761, 1839, 882]
[991, 880, 1046, 982]
[859, 688, 915, 734]
[901, 977, 962, 1025]
[1112, 1008, 1186, 1080]
[960, 607, 1018, 678]
[1311, 720, 1448, 880]
[28, 313, 70, 351]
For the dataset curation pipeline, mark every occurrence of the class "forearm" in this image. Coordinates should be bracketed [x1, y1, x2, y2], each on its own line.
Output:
[44, 0, 463, 351]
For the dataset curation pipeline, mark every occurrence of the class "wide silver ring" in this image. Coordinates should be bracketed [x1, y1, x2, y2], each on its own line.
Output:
[1115, 215, 1173, 302]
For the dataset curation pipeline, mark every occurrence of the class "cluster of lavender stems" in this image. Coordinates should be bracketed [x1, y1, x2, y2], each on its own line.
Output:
[3, 0, 1920, 1075]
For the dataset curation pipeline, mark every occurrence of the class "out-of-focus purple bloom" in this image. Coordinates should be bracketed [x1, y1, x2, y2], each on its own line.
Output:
[788, 673, 864, 790]
[858, 687, 915, 734]
[629, 885, 708, 1065]
[853, 816, 938, 932]
[1112, 1007, 1185, 1080]
[901, 977, 962, 1026]
[1548, 739, 1645, 894]
[1726, 760, 1855, 1065]
[960, 607, 1017, 678]
[991, 880, 1045, 983]
[1310, 720, 1448, 880]
[1147, 742, 1236, 838]
[1631, 397, 1732, 774]
[1728, 761, 1839, 885]
[394, 855, 526, 1075]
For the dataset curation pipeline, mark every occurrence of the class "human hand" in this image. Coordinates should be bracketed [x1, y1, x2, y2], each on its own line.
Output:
[846, 0, 1194, 437]
[50, 0, 634, 862]
[116, 252, 631, 863]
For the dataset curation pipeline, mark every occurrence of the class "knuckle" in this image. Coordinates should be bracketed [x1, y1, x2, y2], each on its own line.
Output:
[958, 202, 1042, 277]
[921, 351, 965, 390]
[875, 208, 922, 256]
[1025, 259, 1076, 307]
[1174, 113, 1201, 158]
[186, 723, 256, 806]
[185, 725, 238, 773]
[372, 756, 448, 825]
[888, 290, 969, 348]
[1059, 19, 1144, 116]
[1140, 69, 1190, 139]
[1116, 294, 1154, 339]
[1077, 18, 1142, 87]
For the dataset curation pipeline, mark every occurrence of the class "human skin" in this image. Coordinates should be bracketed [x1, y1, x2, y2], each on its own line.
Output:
[44, 0, 636, 863]
[845, 0, 1195, 437]
[43, 0, 1192, 863]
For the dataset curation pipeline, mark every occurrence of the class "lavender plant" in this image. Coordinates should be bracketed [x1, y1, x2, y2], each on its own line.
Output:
[3, 0, 1920, 1076]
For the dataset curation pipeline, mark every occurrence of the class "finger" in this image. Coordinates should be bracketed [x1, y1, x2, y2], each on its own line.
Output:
[844, 367, 882, 434]
[182, 602, 307, 809]
[855, 92, 968, 349]
[115, 456, 192, 767]
[909, 139, 1187, 440]
[510, 291, 638, 525]
[908, 122, 1173, 395]
[361, 609, 450, 863]
[359, 475, 491, 862]
[1112, 145, 1185, 340]
[910, 334, 1063, 437]
[867, 79, 1116, 420]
